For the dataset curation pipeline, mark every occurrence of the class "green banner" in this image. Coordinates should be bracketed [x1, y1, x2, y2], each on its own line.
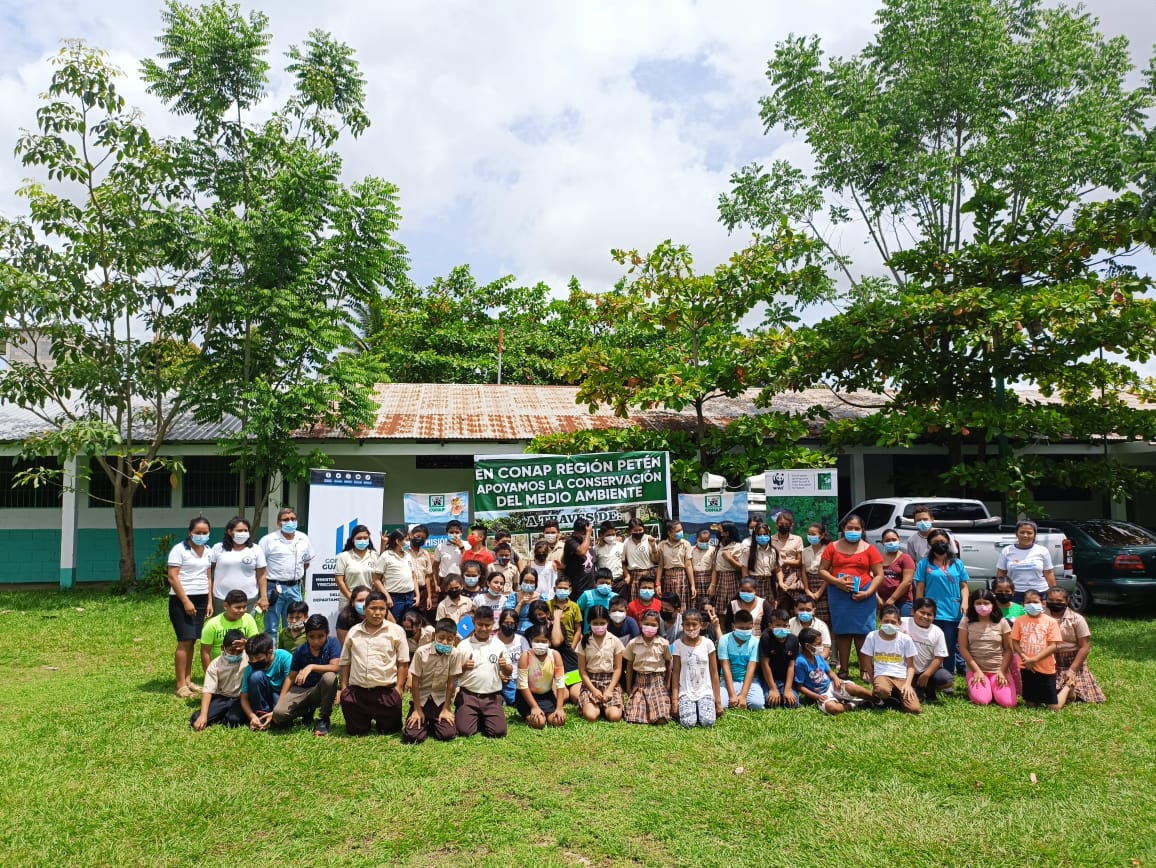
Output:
[473, 451, 671, 529]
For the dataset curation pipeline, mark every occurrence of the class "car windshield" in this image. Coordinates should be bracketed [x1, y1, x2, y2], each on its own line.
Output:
[901, 503, 988, 522]
[1077, 522, 1156, 547]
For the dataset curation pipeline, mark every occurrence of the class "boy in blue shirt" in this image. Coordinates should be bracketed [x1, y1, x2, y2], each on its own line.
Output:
[272, 614, 341, 735]
[793, 627, 872, 714]
[240, 633, 293, 730]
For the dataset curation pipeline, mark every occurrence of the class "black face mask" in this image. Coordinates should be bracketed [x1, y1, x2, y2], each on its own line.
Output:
[995, 592, 1014, 604]
[499, 623, 516, 637]
[631, 532, 644, 539]
[448, 590, 462, 600]
[777, 525, 791, 534]
[661, 611, 675, 621]
[411, 539, 425, 548]
[930, 541, 951, 556]
[248, 658, 270, 671]
[1047, 602, 1067, 614]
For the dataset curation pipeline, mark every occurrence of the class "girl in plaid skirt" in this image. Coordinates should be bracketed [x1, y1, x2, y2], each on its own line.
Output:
[1047, 588, 1105, 707]
[577, 606, 626, 722]
[625, 610, 672, 724]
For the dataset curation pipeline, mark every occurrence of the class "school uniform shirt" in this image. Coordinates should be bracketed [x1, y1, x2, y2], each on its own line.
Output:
[914, 558, 969, 622]
[241, 648, 292, 694]
[771, 534, 804, 586]
[378, 549, 416, 596]
[997, 543, 1054, 594]
[730, 598, 767, 635]
[690, 544, 717, 573]
[210, 543, 267, 599]
[167, 542, 211, 596]
[258, 531, 315, 587]
[717, 541, 744, 572]
[340, 621, 410, 688]
[673, 637, 716, 701]
[743, 541, 780, 576]
[290, 636, 343, 687]
[594, 540, 625, 580]
[658, 538, 692, 570]
[410, 643, 464, 705]
[788, 616, 831, 648]
[528, 560, 558, 599]
[203, 652, 249, 698]
[801, 546, 824, 580]
[436, 540, 464, 579]
[861, 631, 918, 679]
[623, 537, 658, 572]
[757, 632, 800, 684]
[625, 635, 672, 674]
[436, 595, 476, 623]
[793, 653, 833, 694]
[718, 632, 759, 684]
[1054, 608, 1091, 654]
[489, 561, 519, 593]
[453, 634, 510, 694]
[958, 617, 1011, 673]
[406, 547, 434, 593]
[406, 625, 435, 659]
[576, 633, 625, 674]
[335, 549, 380, 591]
[1010, 614, 1062, 675]
[900, 617, 948, 672]
[200, 613, 261, 656]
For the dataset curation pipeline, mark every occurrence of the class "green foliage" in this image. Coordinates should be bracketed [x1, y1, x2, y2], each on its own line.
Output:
[113, 533, 176, 596]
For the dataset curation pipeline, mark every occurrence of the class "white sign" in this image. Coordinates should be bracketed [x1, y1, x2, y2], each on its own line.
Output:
[305, 469, 386, 635]
[765, 468, 837, 498]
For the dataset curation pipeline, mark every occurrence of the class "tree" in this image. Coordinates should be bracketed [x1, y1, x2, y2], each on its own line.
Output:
[552, 237, 833, 481]
[721, 0, 1156, 511]
[0, 42, 204, 582]
[142, 0, 406, 531]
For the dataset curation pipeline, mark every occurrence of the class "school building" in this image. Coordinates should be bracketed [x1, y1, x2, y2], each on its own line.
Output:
[2, 383, 1153, 586]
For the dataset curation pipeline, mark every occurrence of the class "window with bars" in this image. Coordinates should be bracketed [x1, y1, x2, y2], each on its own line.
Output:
[182, 455, 256, 509]
[0, 457, 64, 508]
[87, 458, 173, 508]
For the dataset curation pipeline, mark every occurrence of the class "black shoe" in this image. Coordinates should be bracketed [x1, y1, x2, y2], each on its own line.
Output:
[313, 719, 330, 736]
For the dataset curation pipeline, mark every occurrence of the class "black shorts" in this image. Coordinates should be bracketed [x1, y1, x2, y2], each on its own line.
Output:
[515, 690, 557, 719]
[1021, 669, 1059, 706]
[169, 594, 209, 641]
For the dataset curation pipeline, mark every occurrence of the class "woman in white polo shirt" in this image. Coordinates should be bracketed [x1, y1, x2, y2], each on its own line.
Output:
[995, 520, 1056, 603]
[167, 516, 213, 698]
[209, 516, 268, 621]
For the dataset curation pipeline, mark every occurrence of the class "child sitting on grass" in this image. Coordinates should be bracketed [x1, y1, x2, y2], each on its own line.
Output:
[860, 605, 921, 714]
[277, 600, 309, 652]
[273, 614, 341, 735]
[624, 610, 672, 725]
[789, 596, 831, 659]
[402, 618, 462, 744]
[239, 633, 291, 730]
[758, 608, 800, 708]
[671, 608, 722, 728]
[793, 627, 873, 715]
[516, 623, 569, 729]
[190, 629, 248, 730]
[717, 608, 764, 710]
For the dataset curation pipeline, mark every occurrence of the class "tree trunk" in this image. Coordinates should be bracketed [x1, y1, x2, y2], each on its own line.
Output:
[114, 477, 137, 583]
[252, 476, 270, 538]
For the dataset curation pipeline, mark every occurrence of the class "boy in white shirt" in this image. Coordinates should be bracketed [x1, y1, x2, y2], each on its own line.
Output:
[788, 596, 831, 660]
[860, 605, 921, 714]
[434, 520, 466, 586]
[902, 597, 955, 700]
[451, 606, 513, 738]
[190, 630, 249, 730]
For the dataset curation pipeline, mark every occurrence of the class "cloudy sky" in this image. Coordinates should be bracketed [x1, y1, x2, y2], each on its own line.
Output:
[0, 0, 1152, 294]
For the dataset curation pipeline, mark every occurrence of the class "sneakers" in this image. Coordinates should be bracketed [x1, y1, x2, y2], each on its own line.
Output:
[313, 719, 330, 736]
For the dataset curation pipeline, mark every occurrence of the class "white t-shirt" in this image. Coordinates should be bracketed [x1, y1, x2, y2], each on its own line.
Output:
[498, 633, 530, 678]
[861, 631, 918, 679]
[997, 543, 1054, 593]
[436, 540, 464, 578]
[529, 560, 557, 599]
[901, 617, 948, 672]
[210, 543, 267, 599]
[167, 542, 211, 596]
[593, 540, 625, 579]
[673, 636, 716, 701]
[259, 531, 315, 586]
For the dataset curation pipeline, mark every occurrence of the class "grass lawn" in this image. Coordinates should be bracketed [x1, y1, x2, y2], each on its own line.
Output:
[0, 590, 1153, 867]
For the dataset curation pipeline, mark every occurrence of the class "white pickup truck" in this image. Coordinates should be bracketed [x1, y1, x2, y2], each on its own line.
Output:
[845, 497, 1076, 592]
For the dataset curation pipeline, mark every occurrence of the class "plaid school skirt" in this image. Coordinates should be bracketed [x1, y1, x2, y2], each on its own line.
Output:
[713, 569, 740, 612]
[749, 574, 776, 603]
[626, 671, 671, 724]
[662, 567, 691, 606]
[579, 671, 623, 708]
[694, 570, 712, 607]
[805, 571, 831, 625]
[1054, 649, 1105, 703]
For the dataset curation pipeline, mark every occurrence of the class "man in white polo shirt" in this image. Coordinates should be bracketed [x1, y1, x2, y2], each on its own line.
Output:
[260, 507, 316, 640]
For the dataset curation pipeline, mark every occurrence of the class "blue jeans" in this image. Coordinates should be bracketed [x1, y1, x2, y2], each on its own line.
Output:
[719, 677, 767, 710]
[246, 669, 277, 714]
[899, 601, 914, 618]
[264, 583, 303, 639]
[502, 677, 518, 706]
[389, 592, 416, 624]
[935, 619, 964, 674]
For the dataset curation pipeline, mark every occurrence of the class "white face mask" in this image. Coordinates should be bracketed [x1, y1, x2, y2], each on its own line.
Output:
[609, 611, 626, 624]
[543, 533, 558, 543]
[531, 642, 550, 655]
[232, 531, 250, 544]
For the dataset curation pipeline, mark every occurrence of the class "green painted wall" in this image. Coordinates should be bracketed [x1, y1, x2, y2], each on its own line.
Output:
[76, 528, 188, 582]
[0, 529, 62, 584]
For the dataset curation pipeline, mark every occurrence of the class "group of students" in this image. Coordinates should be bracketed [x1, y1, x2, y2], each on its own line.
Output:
[170, 507, 1104, 738]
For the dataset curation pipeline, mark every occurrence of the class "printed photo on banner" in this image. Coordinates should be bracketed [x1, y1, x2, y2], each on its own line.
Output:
[763, 468, 839, 533]
[403, 491, 470, 549]
[304, 468, 386, 633]
[677, 491, 750, 539]
[473, 451, 673, 533]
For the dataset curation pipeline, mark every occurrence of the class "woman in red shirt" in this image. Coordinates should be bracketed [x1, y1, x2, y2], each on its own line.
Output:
[820, 514, 884, 680]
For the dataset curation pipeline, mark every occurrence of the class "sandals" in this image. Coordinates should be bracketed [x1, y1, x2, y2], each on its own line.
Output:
[175, 685, 197, 699]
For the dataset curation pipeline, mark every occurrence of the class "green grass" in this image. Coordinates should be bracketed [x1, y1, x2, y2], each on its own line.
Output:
[0, 590, 1153, 867]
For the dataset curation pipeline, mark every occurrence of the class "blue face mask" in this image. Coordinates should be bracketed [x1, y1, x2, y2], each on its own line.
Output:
[464, 576, 479, 588]
[520, 583, 537, 594]
[1024, 602, 1045, 617]
[797, 611, 814, 623]
[434, 642, 453, 655]
[879, 622, 900, 637]
[772, 628, 791, 640]
[674, 531, 685, 541]
[191, 533, 210, 546]
[916, 520, 933, 533]
[734, 628, 752, 641]
[281, 521, 298, 534]
[223, 653, 243, 664]
[555, 590, 570, 602]
[353, 602, 365, 615]
[739, 591, 756, 603]
[596, 584, 612, 596]
[755, 534, 771, 545]
[806, 534, 821, 545]
[354, 539, 370, 551]
[843, 530, 863, 543]
[883, 541, 901, 553]
[639, 588, 655, 601]
[696, 541, 710, 550]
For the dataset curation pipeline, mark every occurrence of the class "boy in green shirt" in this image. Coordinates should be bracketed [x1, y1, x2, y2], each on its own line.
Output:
[200, 589, 261, 671]
[277, 600, 310, 652]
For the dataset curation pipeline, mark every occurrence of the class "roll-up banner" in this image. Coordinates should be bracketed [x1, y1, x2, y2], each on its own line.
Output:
[473, 451, 672, 533]
[305, 469, 386, 634]
[677, 491, 750, 539]
[764, 468, 839, 533]
[403, 491, 470, 550]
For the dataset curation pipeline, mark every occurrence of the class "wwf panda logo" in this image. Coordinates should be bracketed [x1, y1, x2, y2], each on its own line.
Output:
[771, 472, 787, 490]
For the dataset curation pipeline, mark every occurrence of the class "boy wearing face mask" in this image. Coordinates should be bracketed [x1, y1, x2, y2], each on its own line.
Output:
[277, 601, 310, 652]
[594, 520, 625, 587]
[576, 568, 617, 627]
[452, 606, 514, 738]
[239, 633, 292, 730]
[435, 576, 476, 625]
[626, 575, 662, 626]
[489, 543, 518, 594]
[757, 610, 800, 708]
[273, 614, 341, 734]
[622, 519, 659, 596]
[190, 630, 249, 730]
[788, 596, 831, 659]
[860, 606, 921, 714]
[403, 619, 463, 743]
[901, 598, 955, 701]
[718, 608, 765, 710]
[607, 595, 640, 643]
[434, 520, 466, 590]
[905, 505, 955, 562]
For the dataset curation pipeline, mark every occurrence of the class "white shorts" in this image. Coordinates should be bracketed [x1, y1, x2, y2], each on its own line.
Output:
[817, 682, 859, 714]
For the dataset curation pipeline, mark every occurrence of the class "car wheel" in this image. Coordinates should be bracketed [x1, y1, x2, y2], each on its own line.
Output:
[1068, 581, 1092, 614]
